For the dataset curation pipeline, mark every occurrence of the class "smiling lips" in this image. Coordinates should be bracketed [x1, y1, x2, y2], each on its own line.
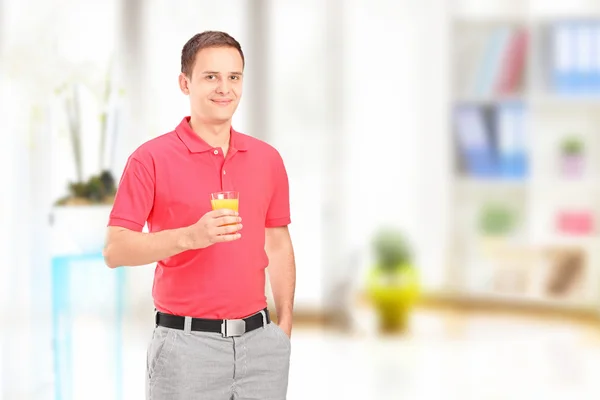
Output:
[212, 99, 233, 106]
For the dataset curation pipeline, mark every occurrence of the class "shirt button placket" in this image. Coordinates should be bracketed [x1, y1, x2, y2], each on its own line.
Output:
[221, 165, 228, 190]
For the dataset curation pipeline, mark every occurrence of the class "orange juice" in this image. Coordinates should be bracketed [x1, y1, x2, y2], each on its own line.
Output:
[210, 191, 239, 229]
[211, 198, 239, 212]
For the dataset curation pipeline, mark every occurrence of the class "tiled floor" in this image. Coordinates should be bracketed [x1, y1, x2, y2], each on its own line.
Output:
[5, 307, 600, 399]
[285, 310, 600, 400]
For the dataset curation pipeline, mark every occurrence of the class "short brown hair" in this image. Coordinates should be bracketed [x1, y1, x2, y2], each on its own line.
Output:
[181, 31, 245, 77]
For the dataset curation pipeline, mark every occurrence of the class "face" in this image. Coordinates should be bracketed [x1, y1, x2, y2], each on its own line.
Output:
[178, 46, 244, 124]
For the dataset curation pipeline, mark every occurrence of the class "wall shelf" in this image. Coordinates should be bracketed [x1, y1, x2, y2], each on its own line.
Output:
[447, 0, 600, 312]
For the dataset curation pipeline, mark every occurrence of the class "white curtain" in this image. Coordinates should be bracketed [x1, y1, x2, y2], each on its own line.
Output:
[0, 0, 42, 394]
[0, 0, 123, 397]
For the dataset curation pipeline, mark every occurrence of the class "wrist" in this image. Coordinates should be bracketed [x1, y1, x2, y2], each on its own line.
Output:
[276, 314, 293, 327]
[277, 318, 293, 337]
[176, 226, 195, 251]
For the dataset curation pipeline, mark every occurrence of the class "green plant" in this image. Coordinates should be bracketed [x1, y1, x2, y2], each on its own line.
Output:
[368, 227, 419, 333]
[55, 170, 116, 206]
[372, 227, 412, 272]
[561, 136, 584, 156]
[53, 57, 123, 206]
[478, 203, 516, 236]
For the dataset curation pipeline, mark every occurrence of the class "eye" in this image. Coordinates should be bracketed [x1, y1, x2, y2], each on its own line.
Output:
[206, 75, 216, 80]
[230, 75, 240, 81]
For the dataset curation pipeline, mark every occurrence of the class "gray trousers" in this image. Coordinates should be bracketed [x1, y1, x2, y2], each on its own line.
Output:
[146, 320, 291, 399]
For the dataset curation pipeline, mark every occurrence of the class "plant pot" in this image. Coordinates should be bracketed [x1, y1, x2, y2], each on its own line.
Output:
[51, 205, 113, 255]
[561, 154, 584, 178]
[366, 265, 420, 334]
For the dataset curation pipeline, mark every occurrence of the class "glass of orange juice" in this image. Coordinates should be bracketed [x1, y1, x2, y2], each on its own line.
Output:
[210, 191, 239, 225]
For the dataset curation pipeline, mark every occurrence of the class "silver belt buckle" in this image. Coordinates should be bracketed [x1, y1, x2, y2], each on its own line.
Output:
[221, 319, 246, 337]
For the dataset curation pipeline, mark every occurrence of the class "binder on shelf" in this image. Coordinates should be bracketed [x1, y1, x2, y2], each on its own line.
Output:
[593, 22, 600, 93]
[550, 20, 600, 95]
[574, 22, 594, 94]
[496, 102, 527, 179]
[454, 105, 497, 177]
[552, 22, 576, 94]
[454, 102, 528, 180]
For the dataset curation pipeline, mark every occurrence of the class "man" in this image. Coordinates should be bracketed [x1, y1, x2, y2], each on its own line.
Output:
[103, 31, 296, 400]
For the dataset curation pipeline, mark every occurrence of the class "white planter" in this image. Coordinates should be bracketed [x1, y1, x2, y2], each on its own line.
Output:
[51, 205, 112, 255]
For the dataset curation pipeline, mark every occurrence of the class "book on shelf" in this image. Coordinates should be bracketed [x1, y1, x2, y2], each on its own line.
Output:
[461, 26, 528, 98]
[453, 102, 527, 179]
[496, 28, 528, 95]
[556, 210, 595, 236]
[472, 241, 587, 302]
[541, 246, 586, 299]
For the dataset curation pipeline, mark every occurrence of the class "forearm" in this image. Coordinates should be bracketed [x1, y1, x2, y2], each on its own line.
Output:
[267, 245, 296, 325]
[103, 226, 192, 268]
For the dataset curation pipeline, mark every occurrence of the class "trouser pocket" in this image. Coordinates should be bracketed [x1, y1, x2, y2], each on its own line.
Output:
[147, 327, 174, 382]
[271, 323, 292, 352]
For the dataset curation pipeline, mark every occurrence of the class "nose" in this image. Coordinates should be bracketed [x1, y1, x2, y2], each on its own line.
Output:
[216, 78, 230, 95]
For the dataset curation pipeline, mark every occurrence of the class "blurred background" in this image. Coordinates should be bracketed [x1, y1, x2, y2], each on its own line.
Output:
[3, 0, 600, 398]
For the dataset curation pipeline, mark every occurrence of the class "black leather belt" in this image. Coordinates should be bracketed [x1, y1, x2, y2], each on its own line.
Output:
[155, 308, 271, 337]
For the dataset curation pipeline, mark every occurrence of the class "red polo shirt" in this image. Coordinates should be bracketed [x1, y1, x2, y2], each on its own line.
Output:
[108, 117, 291, 319]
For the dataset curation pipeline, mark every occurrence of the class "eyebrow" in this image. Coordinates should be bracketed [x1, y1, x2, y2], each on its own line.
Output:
[202, 71, 243, 76]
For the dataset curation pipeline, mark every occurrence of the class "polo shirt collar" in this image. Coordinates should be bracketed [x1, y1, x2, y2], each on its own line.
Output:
[175, 116, 248, 153]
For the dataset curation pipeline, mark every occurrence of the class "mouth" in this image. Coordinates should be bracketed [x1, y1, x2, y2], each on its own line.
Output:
[211, 99, 233, 106]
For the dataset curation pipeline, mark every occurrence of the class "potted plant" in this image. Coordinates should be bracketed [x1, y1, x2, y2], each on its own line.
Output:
[560, 136, 585, 178]
[478, 203, 516, 237]
[54, 170, 117, 206]
[473, 202, 521, 293]
[477, 202, 518, 253]
[51, 68, 123, 254]
[366, 227, 420, 334]
[51, 171, 118, 254]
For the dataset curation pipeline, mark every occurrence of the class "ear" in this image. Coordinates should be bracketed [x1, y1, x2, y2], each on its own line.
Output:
[178, 73, 190, 95]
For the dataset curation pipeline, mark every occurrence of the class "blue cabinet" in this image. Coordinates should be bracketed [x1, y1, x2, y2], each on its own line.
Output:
[51, 253, 125, 400]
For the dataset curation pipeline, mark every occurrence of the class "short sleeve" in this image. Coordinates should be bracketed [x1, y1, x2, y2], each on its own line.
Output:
[265, 151, 291, 227]
[108, 156, 155, 231]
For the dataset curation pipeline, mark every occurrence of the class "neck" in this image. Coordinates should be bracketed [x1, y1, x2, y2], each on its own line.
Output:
[189, 115, 231, 148]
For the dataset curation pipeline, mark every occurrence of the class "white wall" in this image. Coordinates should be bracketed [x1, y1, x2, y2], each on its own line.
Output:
[1, 0, 37, 394]
[144, 0, 250, 137]
[342, 0, 451, 290]
[0, 1, 37, 393]
[266, 0, 329, 309]
[343, 0, 423, 253]
[414, 0, 453, 289]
